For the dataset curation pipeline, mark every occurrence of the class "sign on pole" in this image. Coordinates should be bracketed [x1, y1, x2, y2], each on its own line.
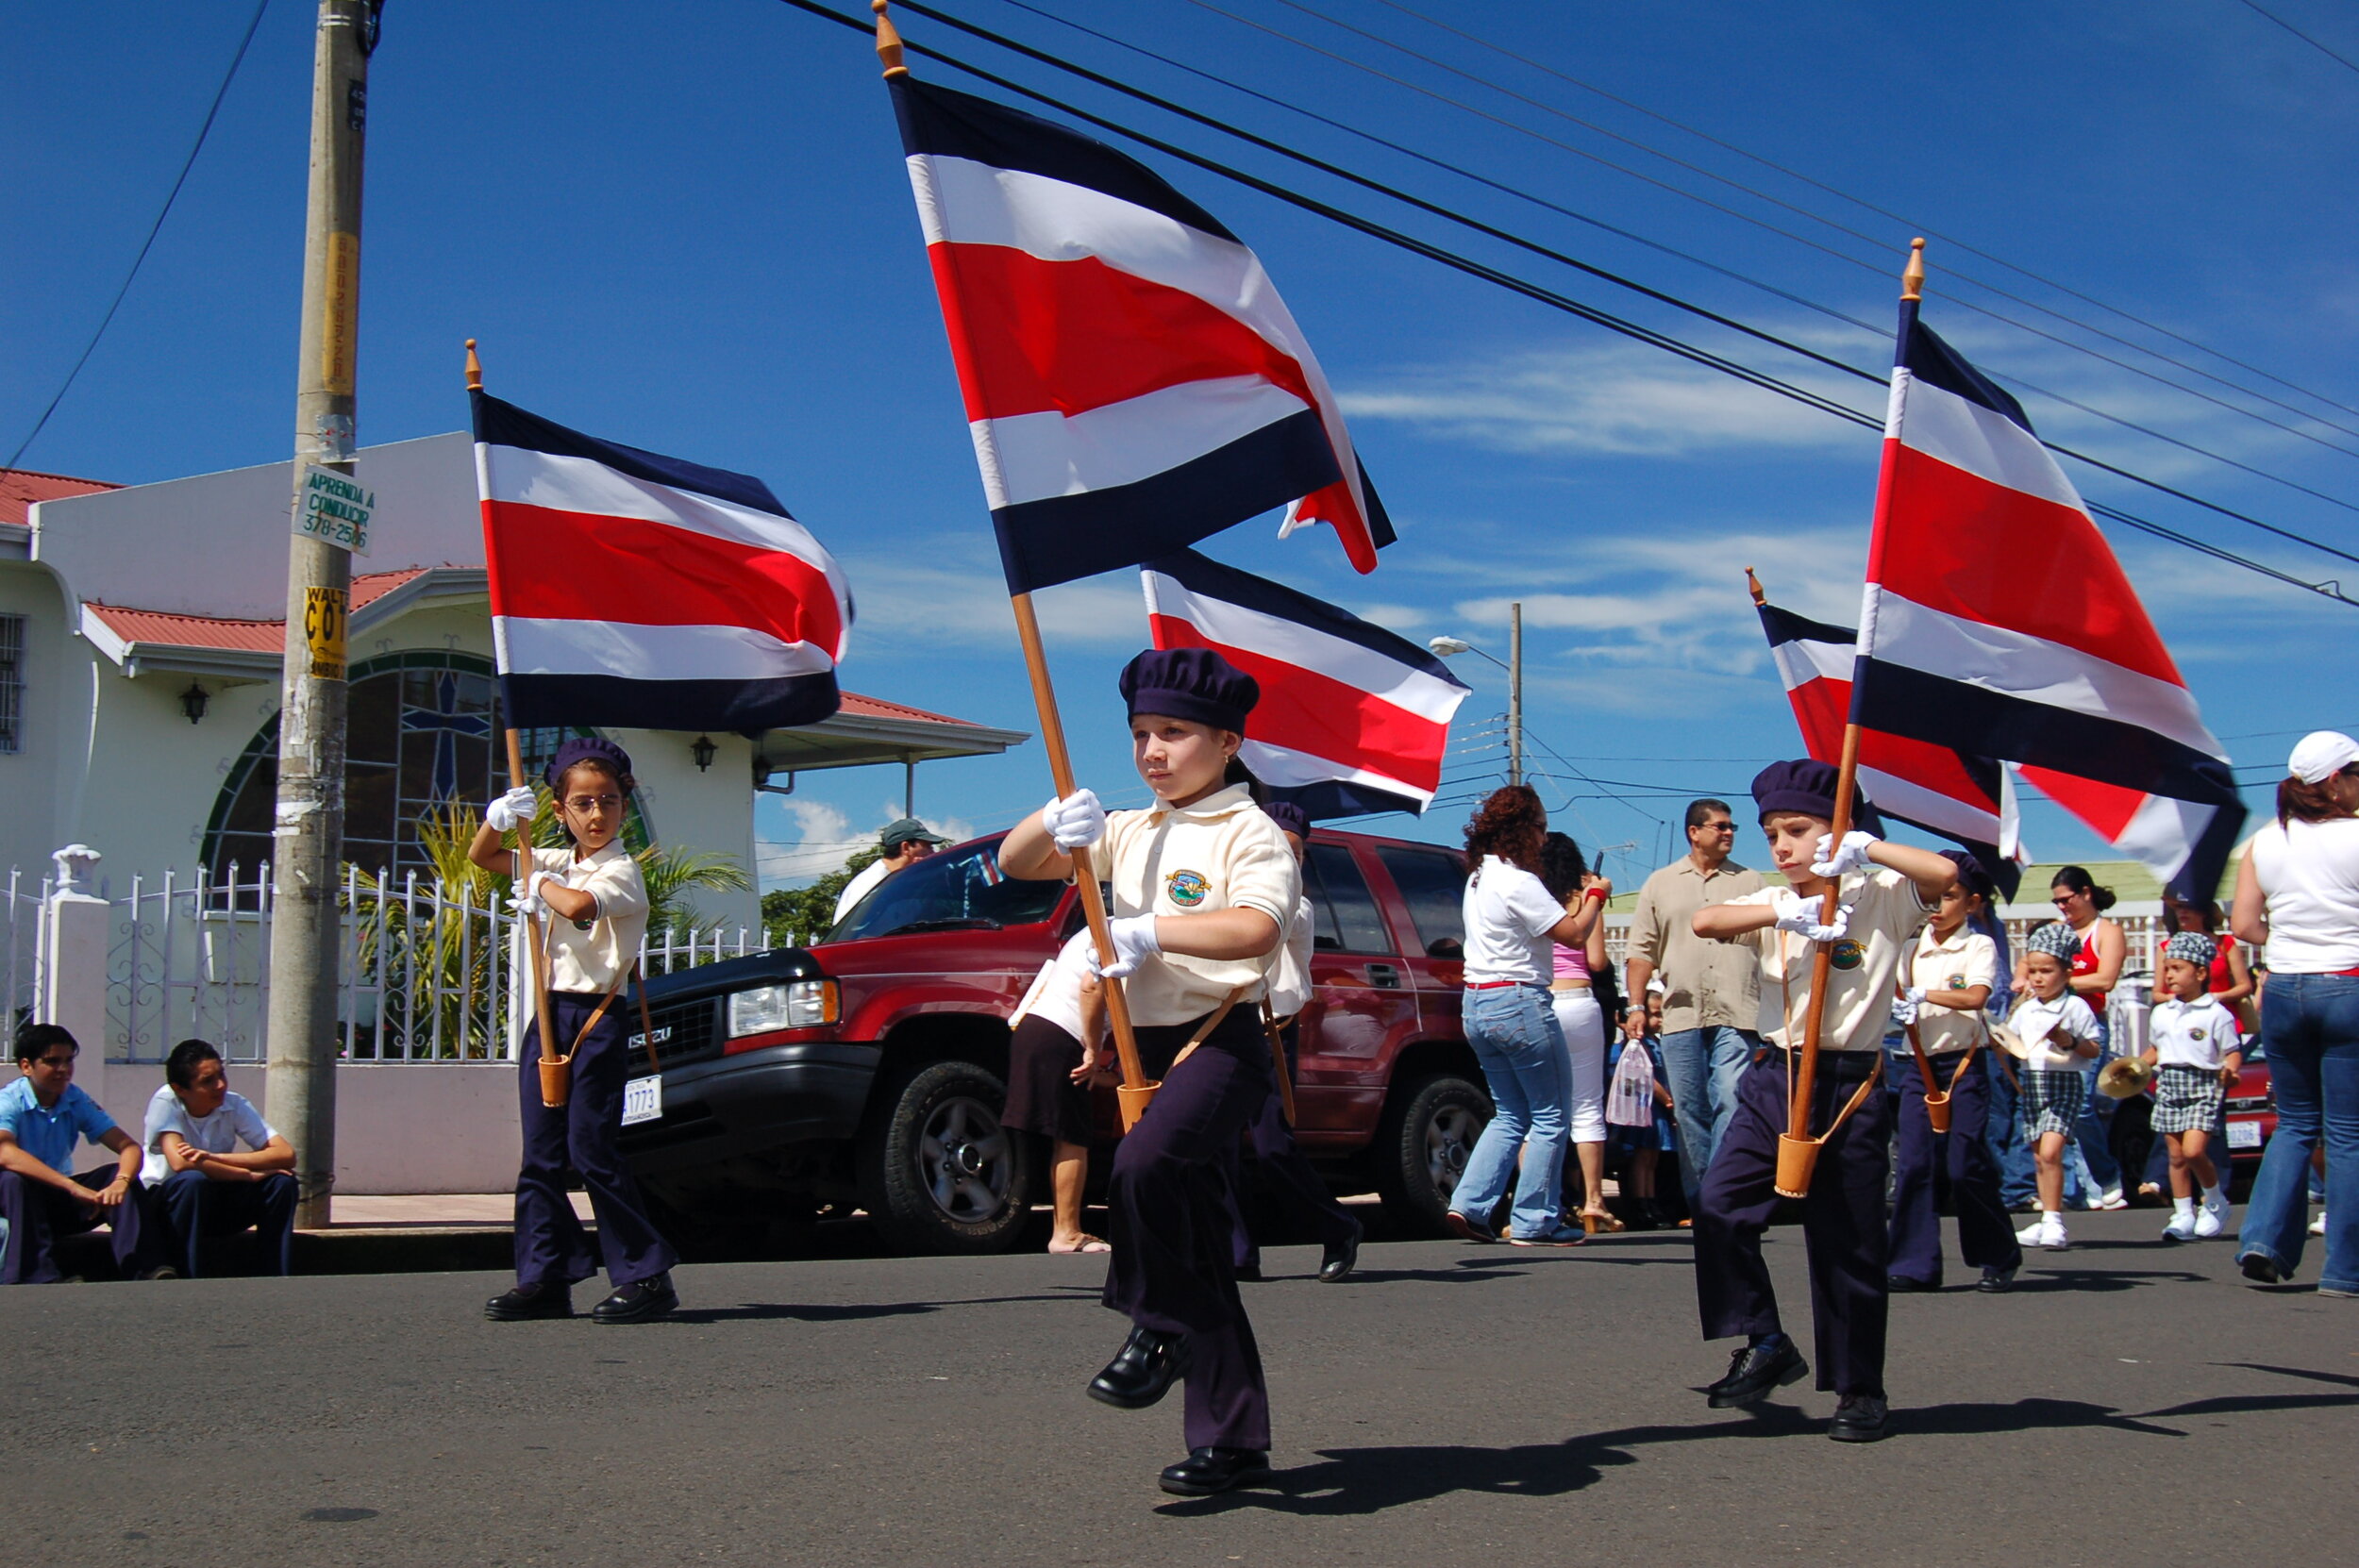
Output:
[293, 462, 375, 555]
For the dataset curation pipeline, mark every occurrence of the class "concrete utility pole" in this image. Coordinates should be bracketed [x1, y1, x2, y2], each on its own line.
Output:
[1507, 601, 1523, 788]
[267, 0, 380, 1228]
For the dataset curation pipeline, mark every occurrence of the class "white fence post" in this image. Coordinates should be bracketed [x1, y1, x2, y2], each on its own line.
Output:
[39, 846, 110, 1086]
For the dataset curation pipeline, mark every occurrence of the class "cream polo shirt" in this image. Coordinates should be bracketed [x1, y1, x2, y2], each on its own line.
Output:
[520, 841, 649, 993]
[1732, 864, 1932, 1053]
[1265, 893, 1315, 1019]
[1625, 857, 1766, 1033]
[1908, 925, 1999, 1055]
[1099, 784, 1300, 1027]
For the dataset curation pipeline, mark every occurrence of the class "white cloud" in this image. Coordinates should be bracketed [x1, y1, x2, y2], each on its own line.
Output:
[840, 539, 1146, 653]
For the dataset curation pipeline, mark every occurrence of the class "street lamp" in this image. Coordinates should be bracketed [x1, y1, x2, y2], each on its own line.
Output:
[1429, 602, 1522, 786]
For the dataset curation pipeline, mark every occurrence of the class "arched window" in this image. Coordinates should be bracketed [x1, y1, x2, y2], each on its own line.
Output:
[203, 652, 636, 882]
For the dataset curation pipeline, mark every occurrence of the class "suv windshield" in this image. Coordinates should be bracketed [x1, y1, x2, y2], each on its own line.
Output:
[827, 836, 1064, 942]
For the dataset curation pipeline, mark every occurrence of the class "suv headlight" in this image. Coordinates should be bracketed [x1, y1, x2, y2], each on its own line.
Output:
[728, 979, 839, 1036]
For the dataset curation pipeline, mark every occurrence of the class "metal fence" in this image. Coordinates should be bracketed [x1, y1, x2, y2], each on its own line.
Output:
[3, 867, 48, 1038]
[65, 861, 778, 1066]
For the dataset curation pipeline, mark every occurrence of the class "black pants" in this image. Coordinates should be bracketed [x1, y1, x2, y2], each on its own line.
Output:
[0, 1167, 157, 1283]
[1695, 1049, 1892, 1399]
[1105, 1008, 1273, 1452]
[155, 1169, 298, 1277]
[1889, 1051, 2021, 1286]
[515, 990, 678, 1289]
[1227, 1020, 1358, 1271]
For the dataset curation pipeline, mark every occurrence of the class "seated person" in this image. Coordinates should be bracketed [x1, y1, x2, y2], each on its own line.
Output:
[142, 1039, 298, 1278]
[1, 1023, 160, 1283]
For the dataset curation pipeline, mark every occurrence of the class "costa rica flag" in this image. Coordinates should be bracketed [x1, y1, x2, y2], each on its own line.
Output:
[1142, 550, 1466, 820]
[890, 75, 1392, 593]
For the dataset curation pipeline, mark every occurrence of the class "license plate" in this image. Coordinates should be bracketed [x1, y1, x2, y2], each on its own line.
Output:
[622, 1075, 663, 1126]
[2227, 1120, 2261, 1150]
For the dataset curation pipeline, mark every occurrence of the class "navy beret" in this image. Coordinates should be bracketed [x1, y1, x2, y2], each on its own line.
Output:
[1263, 801, 1310, 841]
[1120, 647, 1260, 734]
[1749, 759, 1884, 835]
[1938, 847, 1994, 899]
[544, 736, 634, 791]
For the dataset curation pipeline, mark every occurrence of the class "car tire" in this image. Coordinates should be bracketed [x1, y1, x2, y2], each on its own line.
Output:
[858, 1059, 1033, 1256]
[1372, 1072, 1492, 1238]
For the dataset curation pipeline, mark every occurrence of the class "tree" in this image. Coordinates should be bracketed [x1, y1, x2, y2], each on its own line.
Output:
[762, 845, 882, 946]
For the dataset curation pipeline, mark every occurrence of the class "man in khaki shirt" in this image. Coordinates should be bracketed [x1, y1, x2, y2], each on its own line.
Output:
[1623, 798, 1765, 1201]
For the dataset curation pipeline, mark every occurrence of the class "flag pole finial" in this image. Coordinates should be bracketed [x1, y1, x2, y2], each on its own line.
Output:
[874, 0, 911, 77]
[1746, 566, 1765, 607]
[464, 339, 482, 392]
[1902, 237, 1926, 301]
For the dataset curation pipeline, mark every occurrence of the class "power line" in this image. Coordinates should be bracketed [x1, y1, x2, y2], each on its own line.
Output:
[1372, 0, 2359, 425]
[775, 0, 2357, 608]
[6, 0, 273, 470]
[2238, 0, 2359, 78]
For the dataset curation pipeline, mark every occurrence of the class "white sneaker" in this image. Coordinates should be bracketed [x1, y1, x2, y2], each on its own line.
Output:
[2097, 1188, 2129, 1211]
[2201, 1190, 2233, 1228]
[2028, 1217, 2069, 1251]
[2016, 1217, 2049, 1244]
[2194, 1205, 2224, 1240]
[2313, 1210, 2329, 1236]
[2163, 1209, 2198, 1243]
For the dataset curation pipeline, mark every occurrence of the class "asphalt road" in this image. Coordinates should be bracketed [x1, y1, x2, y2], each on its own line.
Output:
[5, 1209, 2353, 1568]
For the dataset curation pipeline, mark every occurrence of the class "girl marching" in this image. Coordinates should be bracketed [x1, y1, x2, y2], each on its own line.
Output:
[997, 648, 1300, 1498]
[2143, 931, 2244, 1242]
[471, 738, 680, 1323]
[2011, 923, 2106, 1254]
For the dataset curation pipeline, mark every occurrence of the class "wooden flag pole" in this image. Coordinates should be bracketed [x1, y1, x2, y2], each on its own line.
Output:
[871, 2, 1156, 1126]
[1772, 240, 1924, 1198]
[469, 340, 565, 1106]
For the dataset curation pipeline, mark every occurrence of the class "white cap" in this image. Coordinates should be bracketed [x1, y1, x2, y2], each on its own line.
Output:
[2287, 730, 2359, 785]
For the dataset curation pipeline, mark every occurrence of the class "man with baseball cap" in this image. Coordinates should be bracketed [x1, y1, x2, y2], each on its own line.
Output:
[832, 818, 953, 928]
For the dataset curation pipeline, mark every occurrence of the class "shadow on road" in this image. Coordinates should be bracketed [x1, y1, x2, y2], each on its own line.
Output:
[2009, 1266, 2209, 1292]
[663, 1292, 1093, 1325]
[1159, 1398, 2197, 1516]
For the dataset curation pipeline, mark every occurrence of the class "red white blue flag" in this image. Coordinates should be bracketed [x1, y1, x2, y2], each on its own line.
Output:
[890, 76, 1392, 593]
[1850, 304, 2243, 898]
[1141, 550, 1465, 819]
[1758, 595, 2024, 898]
[472, 391, 851, 731]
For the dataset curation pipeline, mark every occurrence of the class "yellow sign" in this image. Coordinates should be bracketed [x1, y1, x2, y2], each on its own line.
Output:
[303, 587, 347, 682]
[320, 231, 360, 396]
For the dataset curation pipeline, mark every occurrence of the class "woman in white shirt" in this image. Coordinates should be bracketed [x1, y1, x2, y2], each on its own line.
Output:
[1447, 786, 1611, 1247]
[2231, 730, 2359, 1293]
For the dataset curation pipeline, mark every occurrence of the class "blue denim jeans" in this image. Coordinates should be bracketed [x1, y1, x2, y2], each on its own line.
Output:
[1659, 1026, 1758, 1200]
[2237, 973, 2359, 1293]
[1984, 1055, 2038, 1208]
[1453, 984, 1571, 1239]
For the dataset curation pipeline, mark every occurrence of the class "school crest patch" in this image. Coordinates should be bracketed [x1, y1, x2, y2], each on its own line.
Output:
[1949, 973, 1968, 989]
[2189, 1025, 2207, 1042]
[1829, 938, 1865, 972]
[1164, 870, 1210, 908]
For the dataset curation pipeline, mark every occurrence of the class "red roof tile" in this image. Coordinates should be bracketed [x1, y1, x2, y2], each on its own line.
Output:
[836, 692, 980, 727]
[1, 467, 118, 527]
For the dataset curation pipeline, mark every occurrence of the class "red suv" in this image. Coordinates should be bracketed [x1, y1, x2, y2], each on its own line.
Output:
[616, 827, 1486, 1255]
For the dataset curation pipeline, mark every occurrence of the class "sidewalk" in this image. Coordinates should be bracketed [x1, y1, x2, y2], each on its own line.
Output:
[281, 1192, 594, 1275]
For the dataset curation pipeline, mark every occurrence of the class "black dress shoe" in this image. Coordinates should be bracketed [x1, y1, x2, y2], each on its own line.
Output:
[1318, 1221, 1363, 1283]
[592, 1273, 678, 1324]
[1089, 1326, 1191, 1410]
[1829, 1394, 1890, 1443]
[1885, 1274, 1939, 1293]
[1159, 1446, 1272, 1496]
[485, 1280, 573, 1321]
[1977, 1265, 2017, 1293]
[1705, 1337, 1809, 1409]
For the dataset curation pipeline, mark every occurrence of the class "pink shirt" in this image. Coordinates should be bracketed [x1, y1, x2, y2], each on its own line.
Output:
[1553, 942, 1591, 982]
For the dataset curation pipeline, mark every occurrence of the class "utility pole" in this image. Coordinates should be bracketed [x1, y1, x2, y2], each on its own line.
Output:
[1507, 601, 1523, 788]
[267, 0, 380, 1228]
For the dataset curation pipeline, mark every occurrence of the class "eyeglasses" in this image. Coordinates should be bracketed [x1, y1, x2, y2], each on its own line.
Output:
[563, 793, 623, 813]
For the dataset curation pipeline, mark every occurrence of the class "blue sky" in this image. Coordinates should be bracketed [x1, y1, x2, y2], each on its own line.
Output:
[8, 1, 2357, 891]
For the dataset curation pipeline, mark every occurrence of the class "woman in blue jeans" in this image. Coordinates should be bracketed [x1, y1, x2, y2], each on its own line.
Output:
[2231, 730, 2359, 1294]
[1447, 785, 1611, 1247]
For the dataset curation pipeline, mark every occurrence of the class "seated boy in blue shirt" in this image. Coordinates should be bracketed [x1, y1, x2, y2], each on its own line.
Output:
[0, 1024, 160, 1283]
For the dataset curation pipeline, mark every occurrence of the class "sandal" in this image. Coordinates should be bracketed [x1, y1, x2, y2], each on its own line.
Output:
[1048, 1235, 1113, 1255]
[1580, 1209, 1626, 1234]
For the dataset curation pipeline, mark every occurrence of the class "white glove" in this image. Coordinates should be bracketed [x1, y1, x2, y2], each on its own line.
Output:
[1811, 828, 1880, 878]
[1903, 985, 1928, 1006]
[1085, 913, 1162, 980]
[485, 785, 538, 833]
[1771, 890, 1852, 945]
[1890, 993, 1920, 1028]
[1040, 789, 1107, 852]
[509, 868, 568, 920]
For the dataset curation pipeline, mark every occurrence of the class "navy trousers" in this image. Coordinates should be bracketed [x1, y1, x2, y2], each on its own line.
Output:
[157, 1169, 298, 1277]
[515, 990, 678, 1290]
[1889, 1051, 2021, 1287]
[0, 1167, 157, 1283]
[1228, 1021, 1359, 1273]
[1107, 1008, 1273, 1453]
[1695, 1049, 1892, 1399]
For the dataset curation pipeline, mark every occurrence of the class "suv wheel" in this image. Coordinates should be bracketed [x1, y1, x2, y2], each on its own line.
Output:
[1372, 1073, 1491, 1237]
[858, 1059, 1032, 1256]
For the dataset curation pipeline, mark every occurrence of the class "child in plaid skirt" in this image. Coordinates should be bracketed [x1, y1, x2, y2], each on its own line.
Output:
[2012, 923, 2103, 1252]
[2143, 931, 2245, 1241]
